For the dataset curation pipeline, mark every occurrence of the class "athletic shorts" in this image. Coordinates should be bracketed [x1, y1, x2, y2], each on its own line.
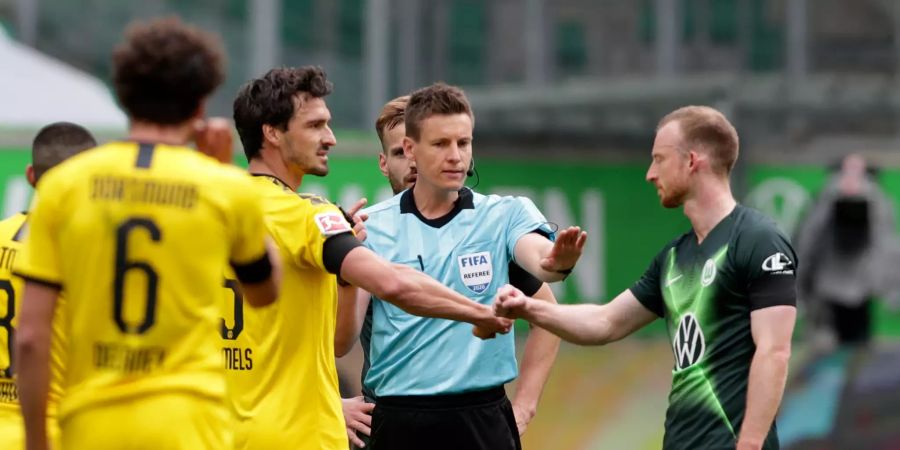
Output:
[60, 393, 230, 450]
[369, 386, 520, 450]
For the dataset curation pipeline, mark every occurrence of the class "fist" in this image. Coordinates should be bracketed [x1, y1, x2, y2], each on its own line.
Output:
[473, 315, 513, 340]
[493, 285, 528, 319]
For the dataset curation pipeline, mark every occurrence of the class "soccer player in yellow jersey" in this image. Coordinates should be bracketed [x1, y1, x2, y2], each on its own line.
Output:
[0, 122, 96, 449]
[228, 66, 513, 449]
[14, 18, 281, 450]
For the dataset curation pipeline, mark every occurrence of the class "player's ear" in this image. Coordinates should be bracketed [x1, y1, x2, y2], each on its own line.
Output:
[25, 164, 36, 187]
[378, 152, 389, 177]
[262, 124, 280, 147]
[688, 150, 699, 172]
[402, 137, 415, 162]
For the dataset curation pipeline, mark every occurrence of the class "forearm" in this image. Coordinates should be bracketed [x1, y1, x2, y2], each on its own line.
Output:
[524, 301, 615, 345]
[526, 266, 566, 283]
[393, 269, 491, 324]
[514, 325, 560, 416]
[739, 349, 791, 447]
[16, 333, 51, 450]
[514, 249, 565, 283]
[334, 284, 362, 357]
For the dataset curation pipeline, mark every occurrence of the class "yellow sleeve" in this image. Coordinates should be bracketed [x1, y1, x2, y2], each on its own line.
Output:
[227, 176, 269, 267]
[274, 195, 353, 272]
[14, 175, 63, 287]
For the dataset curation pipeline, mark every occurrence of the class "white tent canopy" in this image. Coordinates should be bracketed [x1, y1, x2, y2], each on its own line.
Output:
[0, 28, 127, 131]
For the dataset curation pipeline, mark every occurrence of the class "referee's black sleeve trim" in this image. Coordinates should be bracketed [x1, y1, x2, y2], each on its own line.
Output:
[230, 253, 273, 284]
[509, 263, 543, 297]
[532, 228, 552, 240]
[13, 272, 62, 291]
[323, 232, 363, 275]
[748, 275, 797, 310]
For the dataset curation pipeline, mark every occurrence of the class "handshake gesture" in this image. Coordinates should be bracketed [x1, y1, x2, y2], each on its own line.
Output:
[493, 285, 531, 320]
[471, 286, 534, 338]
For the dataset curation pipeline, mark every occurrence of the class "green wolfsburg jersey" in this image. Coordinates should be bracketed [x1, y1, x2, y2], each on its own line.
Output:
[630, 205, 797, 450]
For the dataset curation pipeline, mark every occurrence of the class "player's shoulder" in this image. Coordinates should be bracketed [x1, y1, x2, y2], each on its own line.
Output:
[732, 204, 791, 245]
[0, 212, 27, 241]
[39, 142, 113, 179]
[200, 161, 256, 186]
[154, 145, 248, 182]
[297, 192, 337, 210]
[473, 189, 538, 211]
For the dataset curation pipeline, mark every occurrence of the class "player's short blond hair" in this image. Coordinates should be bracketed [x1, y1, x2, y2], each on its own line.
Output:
[375, 95, 410, 150]
[657, 106, 739, 176]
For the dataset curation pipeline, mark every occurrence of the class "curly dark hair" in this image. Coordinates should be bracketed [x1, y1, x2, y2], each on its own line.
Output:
[405, 82, 473, 141]
[112, 17, 225, 125]
[233, 66, 333, 161]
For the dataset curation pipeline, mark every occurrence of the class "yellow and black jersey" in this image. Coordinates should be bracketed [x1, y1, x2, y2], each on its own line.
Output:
[225, 174, 360, 450]
[14, 141, 272, 423]
[0, 210, 71, 448]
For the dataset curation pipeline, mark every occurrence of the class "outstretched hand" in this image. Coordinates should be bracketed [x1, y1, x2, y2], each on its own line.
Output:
[540, 226, 587, 274]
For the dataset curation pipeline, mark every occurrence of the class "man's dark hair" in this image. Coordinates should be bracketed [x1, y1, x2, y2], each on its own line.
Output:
[405, 83, 473, 141]
[31, 122, 96, 182]
[233, 66, 333, 161]
[112, 17, 225, 125]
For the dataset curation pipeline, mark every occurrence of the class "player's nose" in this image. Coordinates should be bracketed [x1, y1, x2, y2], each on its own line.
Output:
[322, 126, 337, 147]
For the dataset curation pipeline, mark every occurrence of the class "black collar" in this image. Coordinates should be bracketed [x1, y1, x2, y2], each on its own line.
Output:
[400, 187, 474, 228]
[250, 173, 293, 191]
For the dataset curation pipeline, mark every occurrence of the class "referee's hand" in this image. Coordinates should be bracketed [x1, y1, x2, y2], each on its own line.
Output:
[472, 307, 513, 340]
[540, 226, 587, 273]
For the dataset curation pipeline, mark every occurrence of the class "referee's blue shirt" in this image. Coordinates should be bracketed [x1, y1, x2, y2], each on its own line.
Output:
[361, 187, 554, 397]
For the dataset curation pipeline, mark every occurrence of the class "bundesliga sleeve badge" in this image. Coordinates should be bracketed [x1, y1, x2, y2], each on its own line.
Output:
[314, 212, 352, 237]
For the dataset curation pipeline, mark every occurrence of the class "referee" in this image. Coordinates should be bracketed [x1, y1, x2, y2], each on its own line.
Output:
[361, 83, 587, 450]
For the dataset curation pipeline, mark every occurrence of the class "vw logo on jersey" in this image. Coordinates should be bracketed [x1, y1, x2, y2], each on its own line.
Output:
[673, 313, 706, 370]
[700, 258, 717, 286]
[458, 251, 493, 294]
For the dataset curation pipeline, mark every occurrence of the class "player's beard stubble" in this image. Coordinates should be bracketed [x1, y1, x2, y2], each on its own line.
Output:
[657, 180, 689, 208]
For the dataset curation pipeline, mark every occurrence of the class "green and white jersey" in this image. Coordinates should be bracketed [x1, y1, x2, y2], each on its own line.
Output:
[630, 205, 797, 450]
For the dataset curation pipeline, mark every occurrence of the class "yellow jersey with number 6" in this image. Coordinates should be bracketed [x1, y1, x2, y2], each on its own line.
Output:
[14, 141, 270, 423]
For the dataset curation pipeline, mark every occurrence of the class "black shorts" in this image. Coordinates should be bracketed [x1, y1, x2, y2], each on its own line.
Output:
[369, 386, 521, 450]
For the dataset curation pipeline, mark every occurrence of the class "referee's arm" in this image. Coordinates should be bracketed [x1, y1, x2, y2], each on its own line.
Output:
[323, 234, 511, 338]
